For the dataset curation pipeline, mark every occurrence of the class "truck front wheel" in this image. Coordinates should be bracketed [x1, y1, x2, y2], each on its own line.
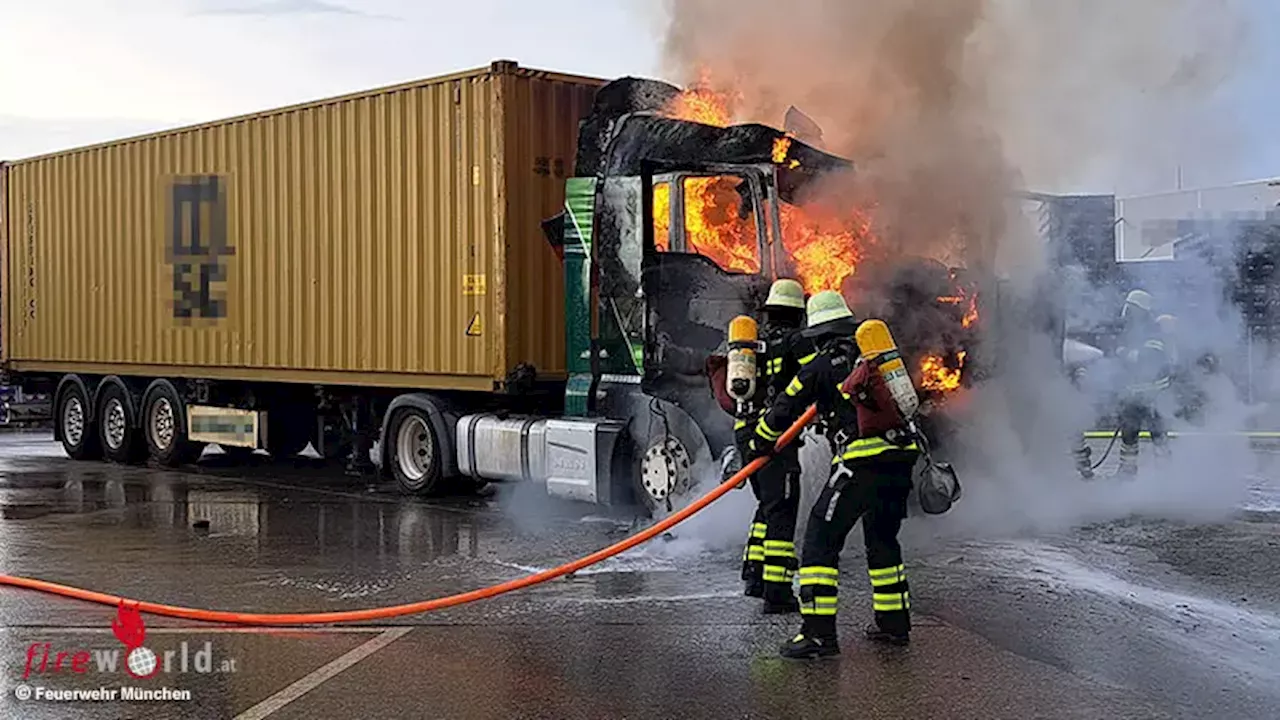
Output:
[637, 436, 694, 513]
[386, 407, 444, 495]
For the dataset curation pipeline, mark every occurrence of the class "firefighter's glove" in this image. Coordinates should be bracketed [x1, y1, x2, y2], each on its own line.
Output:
[745, 436, 776, 463]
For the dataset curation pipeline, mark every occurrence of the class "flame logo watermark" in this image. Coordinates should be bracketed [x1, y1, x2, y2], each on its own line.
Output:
[111, 602, 159, 680]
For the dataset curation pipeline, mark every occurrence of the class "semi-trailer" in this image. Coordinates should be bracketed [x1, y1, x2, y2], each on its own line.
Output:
[1, 60, 976, 512]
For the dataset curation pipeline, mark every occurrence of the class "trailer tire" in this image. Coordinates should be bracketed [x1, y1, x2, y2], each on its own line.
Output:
[141, 380, 204, 468]
[97, 382, 146, 465]
[56, 380, 101, 461]
[386, 407, 445, 495]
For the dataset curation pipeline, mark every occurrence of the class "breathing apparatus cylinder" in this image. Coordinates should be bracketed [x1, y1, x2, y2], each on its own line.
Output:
[855, 319, 960, 515]
[726, 315, 759, 413]
[854, 319, 921, 420]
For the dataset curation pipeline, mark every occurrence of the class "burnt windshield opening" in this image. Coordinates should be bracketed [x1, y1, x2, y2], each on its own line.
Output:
[653, 173, 764, 276]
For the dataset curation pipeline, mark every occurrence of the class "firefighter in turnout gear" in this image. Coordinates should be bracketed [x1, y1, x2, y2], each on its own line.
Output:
[746, 291, 921, 659]
[738, 278, 816, 614]
[1115, 290, 1173, 475]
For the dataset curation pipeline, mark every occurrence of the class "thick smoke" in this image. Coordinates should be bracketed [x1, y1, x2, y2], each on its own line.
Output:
[655, 0, 1263, 548]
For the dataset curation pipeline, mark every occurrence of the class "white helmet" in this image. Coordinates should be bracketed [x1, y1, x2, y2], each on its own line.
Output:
[1121, 289, 1153, 319]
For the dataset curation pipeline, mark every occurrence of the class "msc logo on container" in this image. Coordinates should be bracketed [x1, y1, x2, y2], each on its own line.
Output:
[164, 175, 234, 322]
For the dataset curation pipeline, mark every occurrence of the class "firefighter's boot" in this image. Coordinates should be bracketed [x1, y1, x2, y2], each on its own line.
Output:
[864, 624, 910, 646]
[742, 522, 767, 597]
[762, 582, 799, 615]
[1072, 441, 1094, 480]
[742, 560, 764, 598]
[779, 617, 840, 659]
[761, 538, 799, 613]
[1117, 441, 1139, 478]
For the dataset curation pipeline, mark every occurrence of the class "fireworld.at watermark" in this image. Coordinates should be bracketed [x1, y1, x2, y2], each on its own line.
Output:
[15, 601, 237, 694]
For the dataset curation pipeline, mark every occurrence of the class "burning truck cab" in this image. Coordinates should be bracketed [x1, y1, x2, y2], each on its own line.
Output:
[543, 76, 987, 511]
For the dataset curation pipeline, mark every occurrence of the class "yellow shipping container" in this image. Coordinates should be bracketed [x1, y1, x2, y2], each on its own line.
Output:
[1, 61, 604, 392]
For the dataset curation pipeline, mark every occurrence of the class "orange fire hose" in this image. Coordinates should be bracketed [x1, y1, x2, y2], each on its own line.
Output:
[0, 406, 817, 626]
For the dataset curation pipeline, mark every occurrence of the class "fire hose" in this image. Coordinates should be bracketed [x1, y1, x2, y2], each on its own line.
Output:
[0, 407, 817, 626]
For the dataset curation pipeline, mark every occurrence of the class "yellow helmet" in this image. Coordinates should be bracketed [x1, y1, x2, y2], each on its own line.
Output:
[1156, 314, 1177, 333]
[765, 278, 806, 309]
[801, 290, 856, 338]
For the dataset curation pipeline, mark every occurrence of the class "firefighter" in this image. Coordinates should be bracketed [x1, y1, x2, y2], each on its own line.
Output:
[746, 291, 921, 658]
[1114, 290, 1173, 475]
[738, 278, 815, 614]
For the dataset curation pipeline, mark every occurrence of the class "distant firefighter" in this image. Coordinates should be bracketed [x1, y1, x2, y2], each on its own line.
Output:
[1113, 290, 1174, 475]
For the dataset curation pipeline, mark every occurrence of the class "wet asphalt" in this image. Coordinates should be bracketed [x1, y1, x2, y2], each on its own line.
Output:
[0, 430, 1277, 719]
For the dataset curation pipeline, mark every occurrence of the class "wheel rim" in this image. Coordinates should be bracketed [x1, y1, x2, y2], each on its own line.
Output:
[104, 399, 127, 451]
[62, 396, 85, 448]
[640, 437, 693, 504]
[148, 397, 176, 451]
[396, 415, 434, 484]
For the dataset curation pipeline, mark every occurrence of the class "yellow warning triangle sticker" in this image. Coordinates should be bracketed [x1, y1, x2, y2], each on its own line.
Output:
[466, 312, 482, 336]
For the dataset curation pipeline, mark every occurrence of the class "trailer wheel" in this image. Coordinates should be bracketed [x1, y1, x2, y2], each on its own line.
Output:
[56, 382, 101, 461]
[387, 407, 444, 495]
[141, 381, 204, 467]
[98, 383, 145, 464]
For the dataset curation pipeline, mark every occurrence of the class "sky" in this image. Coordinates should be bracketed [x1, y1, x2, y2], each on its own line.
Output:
[0, 0, 664, 159]
[2, 0, 1280, 195]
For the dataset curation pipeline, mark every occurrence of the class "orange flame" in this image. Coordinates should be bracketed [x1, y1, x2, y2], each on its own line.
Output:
[920, 351, 966, 392]
[772, 137, 792, 163]
[962, 294, 979, 329]
[112, 601, 147, 649]
[658, 70, 874, 295]
[663, 69, 736, 127]
[780, 204, 870, 293]
[654, 182, 671, 252]
[937, 292, 980, 329]
[684, 177, 762, 273]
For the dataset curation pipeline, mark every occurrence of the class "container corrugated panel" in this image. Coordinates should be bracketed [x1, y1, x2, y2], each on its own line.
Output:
[0, 161, 9, 364]
[498, 69, 602, 381]
[2, 62, 604, 391]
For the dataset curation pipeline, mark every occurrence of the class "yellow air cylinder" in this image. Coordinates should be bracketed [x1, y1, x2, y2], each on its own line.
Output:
[855, 319, 921, 419]
[726, 315, 759, 406]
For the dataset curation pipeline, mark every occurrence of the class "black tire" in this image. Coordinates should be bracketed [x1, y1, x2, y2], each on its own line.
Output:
[56, 381, 101, 461]
[141, 381, 204, 467]
[386, 407, 445, 495]
[267, 408, 312, 458]
[97, 383, 146, 464]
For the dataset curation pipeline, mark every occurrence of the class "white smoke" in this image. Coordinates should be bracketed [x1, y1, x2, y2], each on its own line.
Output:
[650, 0, 1270, 550]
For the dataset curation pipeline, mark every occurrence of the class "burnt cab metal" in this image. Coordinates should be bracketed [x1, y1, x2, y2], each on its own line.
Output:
[452, 77, 853, 513]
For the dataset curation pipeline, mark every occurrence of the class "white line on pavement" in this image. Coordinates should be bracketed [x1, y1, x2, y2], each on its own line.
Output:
[232, 627, 413, 720]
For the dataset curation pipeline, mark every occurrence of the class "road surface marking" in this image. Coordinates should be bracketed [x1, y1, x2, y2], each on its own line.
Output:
[232, 627, 412, 720]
